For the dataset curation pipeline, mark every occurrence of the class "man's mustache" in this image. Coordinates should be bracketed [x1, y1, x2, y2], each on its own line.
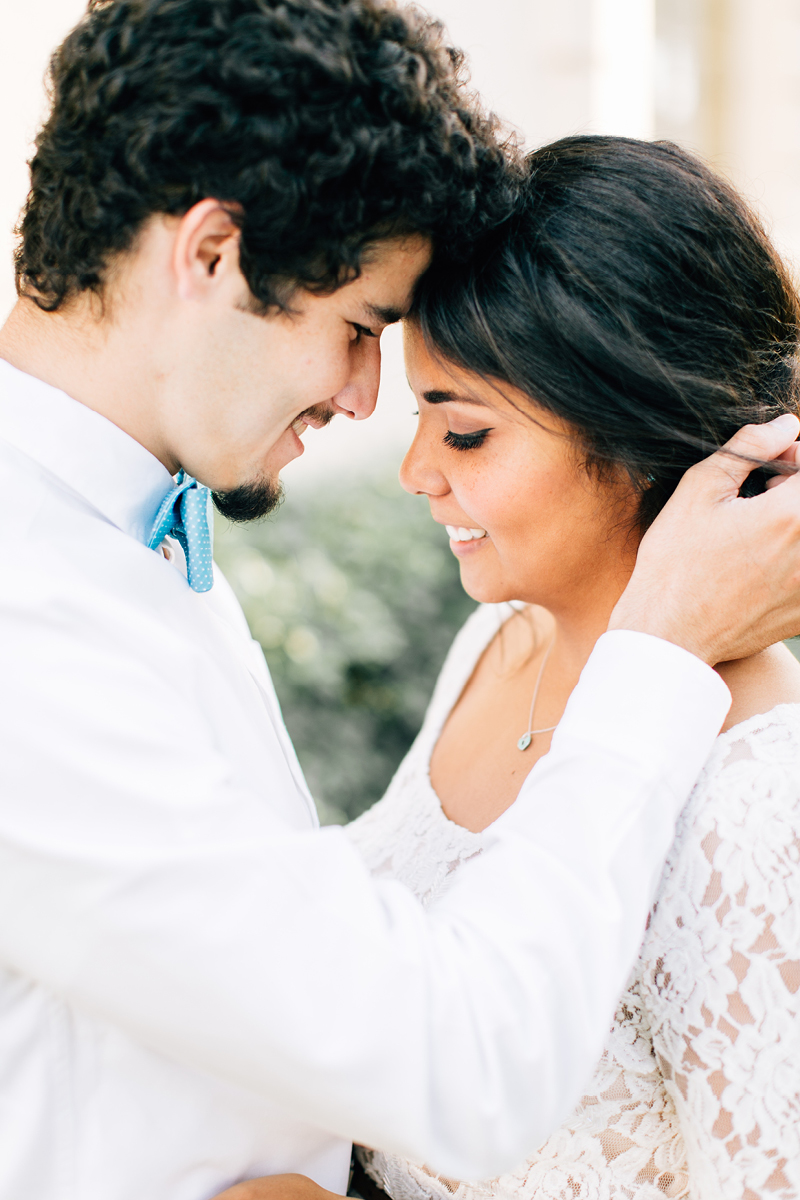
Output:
[298, 403, 336, 429]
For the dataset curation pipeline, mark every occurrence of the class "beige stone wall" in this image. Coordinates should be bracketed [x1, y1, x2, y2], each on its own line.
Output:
[0, 1, 88, 320]
[656, 0, 800, 271]
[431, 0, 595, 148]
[718, 0, 800, 269]
[439, 0, 800, 272]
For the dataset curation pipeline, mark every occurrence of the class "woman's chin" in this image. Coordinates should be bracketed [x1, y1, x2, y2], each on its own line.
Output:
[457, 563, 515, 606]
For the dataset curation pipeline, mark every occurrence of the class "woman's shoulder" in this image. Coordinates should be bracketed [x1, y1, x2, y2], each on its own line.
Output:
[672, 644, 800, 838]
[691, 644, 800, 818]
[716, 641, 800, 732]
[681, 692, 800, 847]
[708, 695, 800, 771]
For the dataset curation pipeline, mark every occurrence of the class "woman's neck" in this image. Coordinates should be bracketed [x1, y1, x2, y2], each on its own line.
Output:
[430, 581, 631, 833]
[523, 558, 634, 694]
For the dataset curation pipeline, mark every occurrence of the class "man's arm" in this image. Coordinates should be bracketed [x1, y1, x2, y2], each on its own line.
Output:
[0, 625, 727, 1181]
[1, 417, 800, 1182]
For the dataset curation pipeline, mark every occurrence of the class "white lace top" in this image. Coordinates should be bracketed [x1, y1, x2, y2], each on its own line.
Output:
[347, 603, 800, 1200]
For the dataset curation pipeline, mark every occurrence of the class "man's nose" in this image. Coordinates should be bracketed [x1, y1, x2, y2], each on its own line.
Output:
[329, 335, 382, 420]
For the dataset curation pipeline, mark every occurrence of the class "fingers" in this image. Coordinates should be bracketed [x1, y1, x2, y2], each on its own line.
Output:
[766, 439, 800, 488]
[728, 412, 800, 460]
[774, 440, 800, 464]
[690, 413, 800, 497]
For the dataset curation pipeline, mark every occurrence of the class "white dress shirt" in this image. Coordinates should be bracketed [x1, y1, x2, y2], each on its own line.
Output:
[0, 358, 731, 1200]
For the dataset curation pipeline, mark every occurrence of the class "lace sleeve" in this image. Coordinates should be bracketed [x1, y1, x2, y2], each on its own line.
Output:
[643, 717, 800, 1199]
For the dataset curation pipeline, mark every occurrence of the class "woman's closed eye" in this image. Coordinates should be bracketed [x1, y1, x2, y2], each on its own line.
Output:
[443, 428, 492, 451]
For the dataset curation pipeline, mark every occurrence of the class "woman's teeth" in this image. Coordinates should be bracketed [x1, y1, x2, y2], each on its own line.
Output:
[445, 525, 487, 542]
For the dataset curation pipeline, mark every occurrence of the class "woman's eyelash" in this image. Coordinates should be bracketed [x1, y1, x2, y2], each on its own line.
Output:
[443, 428, 491, 451]
[352, 322, 377, 340]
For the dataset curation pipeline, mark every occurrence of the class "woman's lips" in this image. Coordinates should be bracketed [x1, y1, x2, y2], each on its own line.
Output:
[444, 524, 489, 557]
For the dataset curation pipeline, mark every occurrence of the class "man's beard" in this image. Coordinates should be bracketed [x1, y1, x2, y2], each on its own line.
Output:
[212, 475, 284, 523]
[210, 404, 334, 523]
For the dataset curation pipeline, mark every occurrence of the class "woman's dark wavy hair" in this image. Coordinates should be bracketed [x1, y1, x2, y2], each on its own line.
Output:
[16, 0, 517, 312]
[413, 136, 800, 528]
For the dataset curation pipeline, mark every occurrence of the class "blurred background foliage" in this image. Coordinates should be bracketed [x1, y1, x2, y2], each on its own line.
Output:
[216, 471, 800, 829]
[215, 473, 476, 825]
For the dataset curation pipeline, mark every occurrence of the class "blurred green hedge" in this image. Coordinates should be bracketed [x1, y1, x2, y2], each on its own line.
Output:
[217, 474, 800, 827]
[214, 473, 476, 824]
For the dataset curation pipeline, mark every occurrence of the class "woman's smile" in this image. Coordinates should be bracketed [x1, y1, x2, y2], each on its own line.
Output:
[444, 524, 489, 555]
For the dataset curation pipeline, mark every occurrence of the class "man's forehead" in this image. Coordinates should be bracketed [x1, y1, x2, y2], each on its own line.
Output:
[352, 233, 432, 320]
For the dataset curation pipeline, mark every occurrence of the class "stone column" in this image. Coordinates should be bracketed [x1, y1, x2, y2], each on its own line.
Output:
[591, 0, 657, 138]
[0, 0, 87, 320]
[431, 0, 596, 148]
[657, 0, 800, 270]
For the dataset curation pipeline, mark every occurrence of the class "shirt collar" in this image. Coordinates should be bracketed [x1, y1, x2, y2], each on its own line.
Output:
[0, 357, 175, 544]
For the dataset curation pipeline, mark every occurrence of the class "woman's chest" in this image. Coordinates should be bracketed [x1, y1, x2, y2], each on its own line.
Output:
[428, 624, 556, 831]
[347, 751, 487, 910]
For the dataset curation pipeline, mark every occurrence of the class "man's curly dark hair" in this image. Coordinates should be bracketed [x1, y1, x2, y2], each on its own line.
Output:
[15, 0, 518, 312]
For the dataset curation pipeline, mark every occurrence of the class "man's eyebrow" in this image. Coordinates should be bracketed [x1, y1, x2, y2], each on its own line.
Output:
[422, 388, 486, 406]
[365, 303, 405, 326]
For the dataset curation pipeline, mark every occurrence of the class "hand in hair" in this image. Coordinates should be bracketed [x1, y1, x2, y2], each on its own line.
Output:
[211, 1174, 341, 1200]
[609, 413, 800, 663]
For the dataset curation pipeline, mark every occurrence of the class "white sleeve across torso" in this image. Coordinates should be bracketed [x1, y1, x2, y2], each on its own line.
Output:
[0, 413, 731, 1185]
[350, 605, 800, 1200]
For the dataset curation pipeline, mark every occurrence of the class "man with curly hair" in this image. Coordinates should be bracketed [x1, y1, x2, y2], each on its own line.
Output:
[10, 0, 514, 523]
[2, 3, 800, 1200]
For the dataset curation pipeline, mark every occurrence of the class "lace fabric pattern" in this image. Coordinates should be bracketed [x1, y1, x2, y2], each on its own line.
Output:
[346, 605, 800, 1200]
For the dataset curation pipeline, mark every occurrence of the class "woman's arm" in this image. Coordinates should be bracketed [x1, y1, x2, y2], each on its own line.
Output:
[649, 726, 800, 1194]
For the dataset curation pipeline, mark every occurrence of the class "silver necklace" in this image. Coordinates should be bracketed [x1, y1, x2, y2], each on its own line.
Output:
[517, 639, 558, 751]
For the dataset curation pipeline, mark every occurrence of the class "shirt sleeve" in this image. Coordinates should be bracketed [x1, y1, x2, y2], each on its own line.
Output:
[0, 573, 730, 1183]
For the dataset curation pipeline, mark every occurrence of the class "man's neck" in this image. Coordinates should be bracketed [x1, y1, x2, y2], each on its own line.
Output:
[0, 296, 174, 470]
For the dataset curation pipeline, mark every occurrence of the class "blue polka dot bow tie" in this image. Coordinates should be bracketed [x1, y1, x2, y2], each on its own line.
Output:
[147, 471, 215, 593]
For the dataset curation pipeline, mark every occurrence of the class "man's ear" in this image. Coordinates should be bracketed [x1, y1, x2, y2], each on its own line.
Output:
[172, 199, 243, 301]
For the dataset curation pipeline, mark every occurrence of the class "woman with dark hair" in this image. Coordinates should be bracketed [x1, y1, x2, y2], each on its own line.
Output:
[217, 138, 800, 1199]
[349, 136, 800, 1199]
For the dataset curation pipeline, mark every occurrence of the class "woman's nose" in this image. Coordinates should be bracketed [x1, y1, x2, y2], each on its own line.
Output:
[329, 335, 382, 421]
[399, 425, 449, 497]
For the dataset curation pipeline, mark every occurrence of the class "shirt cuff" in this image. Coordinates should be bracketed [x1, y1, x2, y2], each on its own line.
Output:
[496, 629, 731, 835]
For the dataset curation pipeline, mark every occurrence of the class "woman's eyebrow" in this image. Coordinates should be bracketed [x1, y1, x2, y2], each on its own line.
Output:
[422, 388, 486, 405]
